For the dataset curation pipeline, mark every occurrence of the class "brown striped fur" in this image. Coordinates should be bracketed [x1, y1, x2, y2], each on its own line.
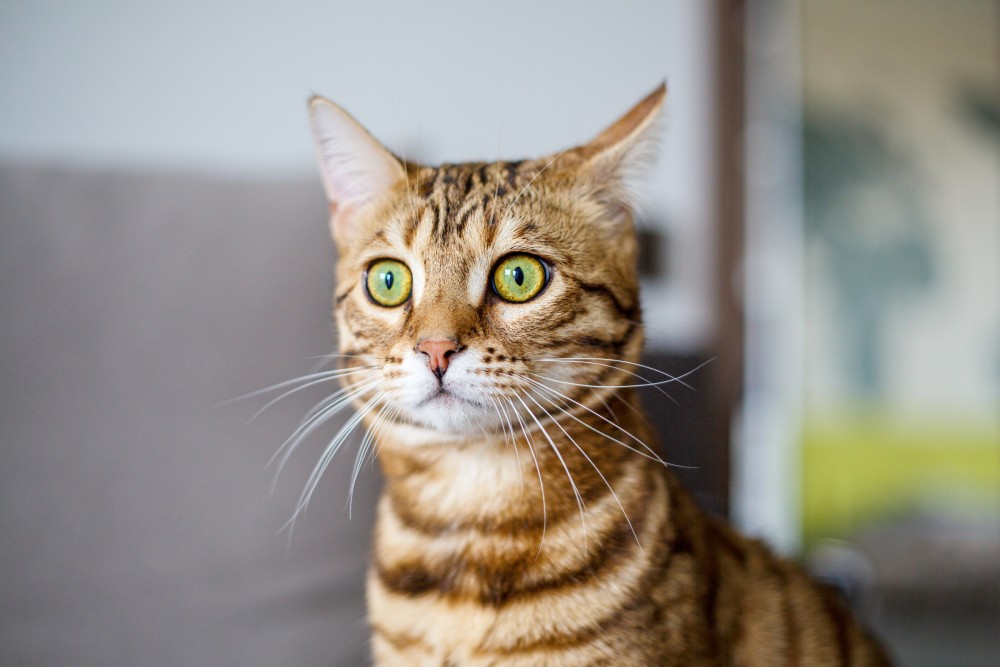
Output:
[307, 84, 893, 666]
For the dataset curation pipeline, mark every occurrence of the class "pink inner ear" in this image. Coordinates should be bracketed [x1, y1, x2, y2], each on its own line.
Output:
[330, 201, 358, 243]
[309, 96, 406, 215]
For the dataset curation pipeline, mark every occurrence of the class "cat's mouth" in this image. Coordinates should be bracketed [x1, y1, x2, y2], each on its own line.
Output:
[420, 382, 491, 411]
[420, 386, 459, 405]
[402, 385, 499, 434]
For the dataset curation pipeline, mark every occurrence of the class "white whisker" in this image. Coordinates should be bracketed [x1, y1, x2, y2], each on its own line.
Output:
[611, 391, 655, 430]
[348, 399, 400, 518]
[529, 357, 680, 403]
[371, 400, 403, 463]
[220, 366, 379, 407]
[534, 357, 713, 392]
[527, 370, 679, 405]
[520, 375, 692, 469]
[514, 391, 589, 552]
[500, 147, 571, 224]
[284, 392, 386, 537]
[271, 378, 378, 465]
[488, 394, 523, 498]
[504, 395, 547, 557]
[247, 367, 376, 424]
[296, 381, 370, 428]
[526, 391, 642, 553]
[486, 395, 511, 447]
[306, 353, 381, 373]
[269, 380, 380, 489]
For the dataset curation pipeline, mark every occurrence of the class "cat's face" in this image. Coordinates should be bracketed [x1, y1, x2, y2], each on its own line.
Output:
[310, 86, 664, 436]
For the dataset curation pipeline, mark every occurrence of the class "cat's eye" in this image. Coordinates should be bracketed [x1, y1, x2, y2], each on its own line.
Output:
[365, 259, 412, 307]
[492, 254, 548, 303]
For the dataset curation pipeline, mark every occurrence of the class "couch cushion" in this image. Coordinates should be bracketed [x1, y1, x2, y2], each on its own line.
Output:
[0, 164, 379, 666]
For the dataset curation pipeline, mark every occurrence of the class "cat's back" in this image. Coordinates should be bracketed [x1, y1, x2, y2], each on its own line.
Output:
[696, 502, 894, 667]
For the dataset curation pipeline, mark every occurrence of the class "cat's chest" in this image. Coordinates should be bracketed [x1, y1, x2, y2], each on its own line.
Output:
[366, 562, 526, 667]
[367, 500, 587, 665]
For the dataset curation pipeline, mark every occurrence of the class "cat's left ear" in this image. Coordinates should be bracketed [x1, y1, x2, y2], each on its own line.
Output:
[562, 83, 666, 214]
[308, 96, 406, 246]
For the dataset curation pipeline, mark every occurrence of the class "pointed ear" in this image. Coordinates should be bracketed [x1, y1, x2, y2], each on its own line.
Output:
[308, 96, 406, 246]
[565, 82, 666, 211]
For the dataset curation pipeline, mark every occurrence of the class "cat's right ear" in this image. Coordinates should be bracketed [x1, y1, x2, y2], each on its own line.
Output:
[308, 96, 406, 247]
[559, 83, 666, 225]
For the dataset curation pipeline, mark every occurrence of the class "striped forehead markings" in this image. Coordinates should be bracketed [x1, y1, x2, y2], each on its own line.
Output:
[408, 160, 537, 243]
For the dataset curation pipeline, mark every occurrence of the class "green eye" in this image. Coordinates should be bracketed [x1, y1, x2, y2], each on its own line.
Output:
[492, 254, 548, 303]
[365, 259, 412, 307]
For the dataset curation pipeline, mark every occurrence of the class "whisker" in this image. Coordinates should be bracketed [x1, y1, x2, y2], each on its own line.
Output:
[534, 357, 713, 392]
[306, 353, 379, 361]
[504, 395, 547, 557]
[485, 395, 512, 448]
[270, 379, 377, 468]
[529, 380, 666, 467]
[612, 392, 655, 431]
[488, 395, 523, 498]
[372, 400, 403, 463]
[219, 366, 379, 406]
[499, 147, 571, 224]
[526, 391, 643, 552]
[595, 393, 622, 426]
[306, 353, 380, 361]
[296, 381, 370, 428]
[284, 392, 386, 534]
[247, 367, 376, 424]
[514, 391, 589, 552]
[530, 359, 681, 394]
[348, 399, 400, 518]
[475, 415, 494, 446]
[268, 380, 380, 489]
[306, 352, 381, 374]
[347, 404, 385, 516]
[520, 375, 693, 469]
[526, 371, 679, 405]
[369, 399, 408, 465]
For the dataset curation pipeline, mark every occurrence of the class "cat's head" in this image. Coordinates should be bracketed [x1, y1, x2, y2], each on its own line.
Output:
[309, 85, 664, 436]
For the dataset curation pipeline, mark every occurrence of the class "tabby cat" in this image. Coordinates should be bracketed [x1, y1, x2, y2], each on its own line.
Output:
[305, 84, 893, 666]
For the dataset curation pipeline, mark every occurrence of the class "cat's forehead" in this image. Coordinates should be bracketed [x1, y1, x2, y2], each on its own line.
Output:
[414, 160, 536, 201]
[408, 159, 543, 242]
[376, 159, 572, 255]
[343, 157, 601, 299]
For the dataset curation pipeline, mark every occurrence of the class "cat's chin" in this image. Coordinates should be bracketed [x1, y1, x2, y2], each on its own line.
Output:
[401, 392, 500, 436]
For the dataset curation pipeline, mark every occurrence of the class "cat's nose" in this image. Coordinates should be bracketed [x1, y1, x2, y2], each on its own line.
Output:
[415, 338, 462, 380]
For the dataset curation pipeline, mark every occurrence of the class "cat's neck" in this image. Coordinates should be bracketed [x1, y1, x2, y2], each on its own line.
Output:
[374, 389, 658, 531]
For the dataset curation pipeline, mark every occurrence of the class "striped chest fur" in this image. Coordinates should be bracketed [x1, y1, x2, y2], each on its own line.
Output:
[306, 85, 894, 666]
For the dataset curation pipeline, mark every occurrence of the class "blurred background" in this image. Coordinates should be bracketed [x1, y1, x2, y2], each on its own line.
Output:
[1, 1, 997, 665]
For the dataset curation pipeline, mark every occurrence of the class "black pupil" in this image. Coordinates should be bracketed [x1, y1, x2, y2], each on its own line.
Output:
[383, 271, 394, 290]
[513, 266, 524, 286]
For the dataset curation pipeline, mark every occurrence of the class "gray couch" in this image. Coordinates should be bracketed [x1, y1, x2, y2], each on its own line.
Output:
[1, 165, 378, 665]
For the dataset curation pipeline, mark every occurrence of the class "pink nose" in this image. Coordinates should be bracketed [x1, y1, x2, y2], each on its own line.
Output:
[416, 339, 461, 379]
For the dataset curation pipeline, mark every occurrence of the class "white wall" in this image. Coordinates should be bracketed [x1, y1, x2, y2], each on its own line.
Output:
[0, 0, 717, 350]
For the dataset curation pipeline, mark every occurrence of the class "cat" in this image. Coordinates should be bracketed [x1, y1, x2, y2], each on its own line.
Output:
[305, 84, 894, 666]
